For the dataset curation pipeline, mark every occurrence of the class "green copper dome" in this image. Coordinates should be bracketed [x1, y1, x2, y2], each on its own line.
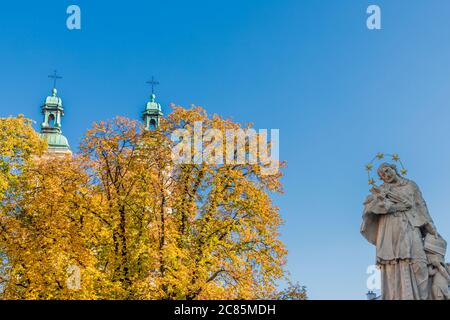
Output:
[146, 93, 163, 112]
[44, 88, 63, 108]
[39, 132, 70, 150]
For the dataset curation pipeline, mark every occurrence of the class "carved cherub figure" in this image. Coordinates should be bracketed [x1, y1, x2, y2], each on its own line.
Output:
[427, 253, 450, 300]
[424, 234, 450, 300]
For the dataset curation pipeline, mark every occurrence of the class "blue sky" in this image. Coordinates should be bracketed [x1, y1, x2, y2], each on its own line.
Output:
[1, 0, 450, 299]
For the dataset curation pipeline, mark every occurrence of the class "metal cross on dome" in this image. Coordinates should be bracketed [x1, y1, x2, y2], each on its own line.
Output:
[146, 76, 160, 94]
[48, 70, 62, 89]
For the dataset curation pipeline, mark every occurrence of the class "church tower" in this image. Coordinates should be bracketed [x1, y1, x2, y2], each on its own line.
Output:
[142, 77, 163, 130]
[39, 74, 71, 155]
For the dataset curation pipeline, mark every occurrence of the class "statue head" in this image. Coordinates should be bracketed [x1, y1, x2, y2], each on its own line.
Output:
[377, 162, 400, 184]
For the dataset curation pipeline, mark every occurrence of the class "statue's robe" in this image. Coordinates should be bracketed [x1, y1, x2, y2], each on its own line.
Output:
[361, 179, 433, 300]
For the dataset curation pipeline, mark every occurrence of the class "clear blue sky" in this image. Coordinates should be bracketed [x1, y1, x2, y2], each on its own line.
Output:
[1, 0, 450, 299]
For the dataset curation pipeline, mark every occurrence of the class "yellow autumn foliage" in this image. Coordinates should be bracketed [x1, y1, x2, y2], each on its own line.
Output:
[0, 110, 305, 300]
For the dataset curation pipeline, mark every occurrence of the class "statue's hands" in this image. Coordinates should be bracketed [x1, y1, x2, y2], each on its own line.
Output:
[389, 203, 410, 213]
[363, 195, 374, 205]
[370, 186, 381, 194]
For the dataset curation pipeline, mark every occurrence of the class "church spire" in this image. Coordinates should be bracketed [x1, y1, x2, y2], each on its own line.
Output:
[39, 71, 71, 155]
[142, 76, 163, 130]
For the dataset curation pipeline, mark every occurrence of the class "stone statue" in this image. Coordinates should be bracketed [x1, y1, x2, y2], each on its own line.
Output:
[361, 162, 449, 300]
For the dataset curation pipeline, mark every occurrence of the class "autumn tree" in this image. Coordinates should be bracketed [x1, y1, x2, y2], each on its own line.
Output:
[0, 108, 304, 300]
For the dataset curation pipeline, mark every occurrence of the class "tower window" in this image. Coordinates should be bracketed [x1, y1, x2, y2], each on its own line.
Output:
[149, 119, 156, 130]
[48, 114, 56, 126]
